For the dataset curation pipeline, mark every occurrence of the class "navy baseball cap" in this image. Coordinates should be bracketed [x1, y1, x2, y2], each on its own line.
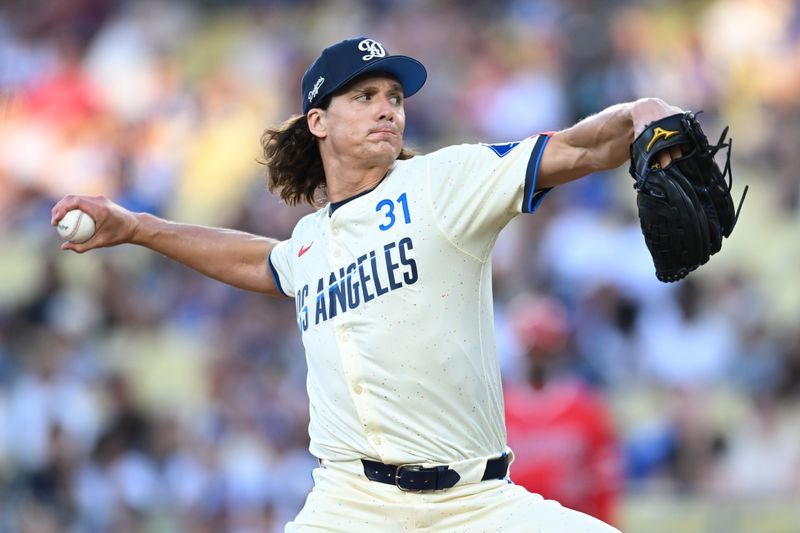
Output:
[301, 37, 427, 114]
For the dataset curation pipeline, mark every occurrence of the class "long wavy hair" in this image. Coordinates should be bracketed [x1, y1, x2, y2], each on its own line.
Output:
[260, 97, 416, 207]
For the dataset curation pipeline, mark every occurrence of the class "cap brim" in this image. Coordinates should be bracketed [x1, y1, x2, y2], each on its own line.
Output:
[333, 55, 427, 99]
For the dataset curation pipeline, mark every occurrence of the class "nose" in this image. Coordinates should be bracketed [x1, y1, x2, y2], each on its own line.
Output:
[376, 96, 395, 122]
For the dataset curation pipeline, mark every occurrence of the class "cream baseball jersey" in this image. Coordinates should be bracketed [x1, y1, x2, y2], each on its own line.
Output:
[269, 134, 551, 466]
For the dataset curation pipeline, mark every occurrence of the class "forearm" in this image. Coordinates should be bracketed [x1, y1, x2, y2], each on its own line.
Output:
[132, 213, 279, 294]
[558, 102, 635, 173]
[52, 195, 283, 295]
[538, 98, 682, 188]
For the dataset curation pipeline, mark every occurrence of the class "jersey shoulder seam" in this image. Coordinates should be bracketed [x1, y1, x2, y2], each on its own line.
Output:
[423, 150, 488, 265]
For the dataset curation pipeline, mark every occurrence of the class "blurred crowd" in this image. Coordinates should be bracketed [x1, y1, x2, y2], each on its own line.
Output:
[1, 0, 800, 532]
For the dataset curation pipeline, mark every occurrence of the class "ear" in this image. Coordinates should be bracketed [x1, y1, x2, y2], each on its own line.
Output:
[307, 109, 326, 139]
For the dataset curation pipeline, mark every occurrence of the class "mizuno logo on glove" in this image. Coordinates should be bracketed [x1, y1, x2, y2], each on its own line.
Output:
[629, 111, 748, 282]
[646, 127, 679, 152]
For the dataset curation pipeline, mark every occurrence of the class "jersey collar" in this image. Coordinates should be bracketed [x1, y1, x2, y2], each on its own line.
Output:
[327, 167, 393, 216]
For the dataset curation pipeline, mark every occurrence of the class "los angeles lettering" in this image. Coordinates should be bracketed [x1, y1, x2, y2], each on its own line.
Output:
[295, 237, 418, 332]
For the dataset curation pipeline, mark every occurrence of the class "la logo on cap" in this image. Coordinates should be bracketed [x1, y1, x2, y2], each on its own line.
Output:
[358, 39, 386, 61]
[301, 36, 427, 114]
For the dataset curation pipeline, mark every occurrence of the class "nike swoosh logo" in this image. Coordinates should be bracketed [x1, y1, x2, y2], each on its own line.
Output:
[298, 242, 314, 257]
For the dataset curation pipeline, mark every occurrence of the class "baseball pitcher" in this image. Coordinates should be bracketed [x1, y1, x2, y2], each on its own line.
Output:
[52, 37, 741, 532]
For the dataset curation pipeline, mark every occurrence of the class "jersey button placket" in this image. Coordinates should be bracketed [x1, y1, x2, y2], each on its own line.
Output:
[334, 324, 369, 426]
[329, 218, 342, 263]
[329, 213, 383, 454]
[340, 338, 380, 452]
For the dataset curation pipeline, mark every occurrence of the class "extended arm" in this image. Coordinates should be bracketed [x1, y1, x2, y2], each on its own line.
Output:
[536, 97, 684, 189]
[51, 196, 283, 296]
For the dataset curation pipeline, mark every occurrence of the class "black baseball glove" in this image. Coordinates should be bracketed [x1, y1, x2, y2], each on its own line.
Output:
[629, 111, 748, 282]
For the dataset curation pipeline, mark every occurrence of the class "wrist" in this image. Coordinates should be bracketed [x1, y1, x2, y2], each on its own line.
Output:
[631, 98, 684, 138]
[130, 212, 157, 246]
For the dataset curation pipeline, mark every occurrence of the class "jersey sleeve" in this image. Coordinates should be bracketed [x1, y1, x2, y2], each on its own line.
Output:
[426, 134, 552, 260]
[267, 239, 294, 298]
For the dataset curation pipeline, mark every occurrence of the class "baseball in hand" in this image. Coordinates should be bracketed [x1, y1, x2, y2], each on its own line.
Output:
[56, 209, 96, 243]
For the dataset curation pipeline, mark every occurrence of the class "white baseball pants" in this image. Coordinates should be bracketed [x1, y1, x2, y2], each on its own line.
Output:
[285, 459, 622, 532]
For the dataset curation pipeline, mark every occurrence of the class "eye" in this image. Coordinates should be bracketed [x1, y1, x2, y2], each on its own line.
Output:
[389, 94, 403, 105]
[355, 93, 371, 102]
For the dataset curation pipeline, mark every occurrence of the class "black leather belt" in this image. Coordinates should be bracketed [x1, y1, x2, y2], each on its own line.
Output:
[361, 455, 509, 492]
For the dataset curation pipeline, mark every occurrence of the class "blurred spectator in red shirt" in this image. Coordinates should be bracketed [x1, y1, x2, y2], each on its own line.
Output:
[23, 36, 103, 126]
[504, 294, 622, 526]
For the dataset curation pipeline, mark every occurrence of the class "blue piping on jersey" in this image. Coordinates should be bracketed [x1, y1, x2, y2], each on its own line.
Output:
[267, 252, 289, 297]
[530, 189, 548, 211]
[523, 134, 552, 213]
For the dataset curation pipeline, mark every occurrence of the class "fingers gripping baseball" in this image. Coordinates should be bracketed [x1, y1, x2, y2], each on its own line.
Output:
[51, 195, 139, 253]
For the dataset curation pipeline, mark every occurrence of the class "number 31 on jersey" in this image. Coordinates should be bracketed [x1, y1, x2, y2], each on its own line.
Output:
[376, 192, 411, 231]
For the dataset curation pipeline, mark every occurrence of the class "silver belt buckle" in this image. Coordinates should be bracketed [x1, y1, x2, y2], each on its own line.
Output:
[395, 463, 427, 493]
